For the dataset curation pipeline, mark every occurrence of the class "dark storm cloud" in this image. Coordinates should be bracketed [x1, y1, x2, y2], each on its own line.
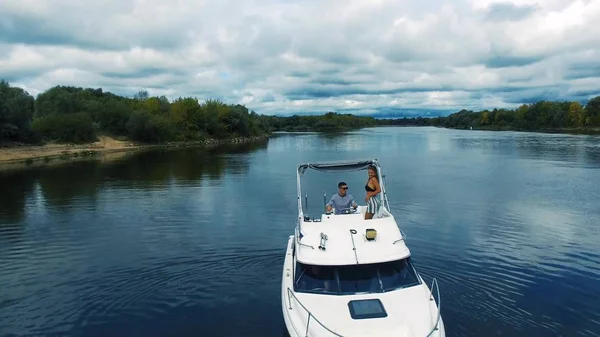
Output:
[484, 55, 543, 68]
[101, 68, 186, 80]
[564, 64, 600, 81]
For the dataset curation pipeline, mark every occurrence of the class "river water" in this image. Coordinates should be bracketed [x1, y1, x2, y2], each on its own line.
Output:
[1, 127, 599, 337]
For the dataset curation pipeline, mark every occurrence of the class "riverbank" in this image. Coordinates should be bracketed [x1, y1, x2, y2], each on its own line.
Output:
[439, 125, 600, 135]
[0, 134, 270, 170]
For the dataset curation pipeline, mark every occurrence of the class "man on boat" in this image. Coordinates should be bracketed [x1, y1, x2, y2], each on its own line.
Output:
[326, 182, 358, 214]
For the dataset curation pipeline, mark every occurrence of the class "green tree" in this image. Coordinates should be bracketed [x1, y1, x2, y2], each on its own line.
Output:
[0, 80, 36, 142]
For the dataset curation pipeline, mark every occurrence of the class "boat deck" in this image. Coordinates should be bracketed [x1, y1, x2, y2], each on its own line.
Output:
[296, 206, 410, 266]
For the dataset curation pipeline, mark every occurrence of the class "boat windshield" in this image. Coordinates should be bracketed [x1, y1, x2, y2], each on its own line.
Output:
[293, 258, 421, 295]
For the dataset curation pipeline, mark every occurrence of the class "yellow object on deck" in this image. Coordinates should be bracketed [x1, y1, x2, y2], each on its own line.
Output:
[366, 228, 377, 241]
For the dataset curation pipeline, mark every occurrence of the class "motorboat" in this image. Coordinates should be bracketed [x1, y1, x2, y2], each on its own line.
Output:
[281, 159, 445, 337]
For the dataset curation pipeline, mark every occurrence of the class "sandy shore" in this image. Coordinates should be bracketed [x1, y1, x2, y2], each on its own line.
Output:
[0, 136, 140, 163]
[0, 134, 269, 171]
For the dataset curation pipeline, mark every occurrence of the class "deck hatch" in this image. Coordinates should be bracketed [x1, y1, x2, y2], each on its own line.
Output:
[347, 299, 388, 319]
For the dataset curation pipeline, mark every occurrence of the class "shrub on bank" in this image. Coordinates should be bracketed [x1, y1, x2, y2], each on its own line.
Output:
[31, 112, 96, 144]
[126, 111, 176, 143]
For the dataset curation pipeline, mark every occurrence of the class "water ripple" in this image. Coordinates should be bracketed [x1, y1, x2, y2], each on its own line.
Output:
[0, 241, 283, 336]
[1, 128, 600, 337]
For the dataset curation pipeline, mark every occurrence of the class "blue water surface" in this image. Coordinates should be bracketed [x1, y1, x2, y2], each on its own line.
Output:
[1, 127, 599, 337]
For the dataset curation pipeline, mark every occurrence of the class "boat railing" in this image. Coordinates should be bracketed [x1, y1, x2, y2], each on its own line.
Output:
[381, 173, 391, 211]
[393, 229, 408, 244]
[295, 227, 315, 250]
[425, 277, 442, 337]
[286, 287, 343, 337]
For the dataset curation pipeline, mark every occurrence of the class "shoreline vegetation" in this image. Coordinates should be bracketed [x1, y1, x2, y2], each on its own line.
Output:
[1, 79, 599, 167]
[0, 79, 382, 167]
[376, 95, 600, 134]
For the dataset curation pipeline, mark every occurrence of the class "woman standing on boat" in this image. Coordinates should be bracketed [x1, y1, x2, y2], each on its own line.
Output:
[364, 165, 382, 219]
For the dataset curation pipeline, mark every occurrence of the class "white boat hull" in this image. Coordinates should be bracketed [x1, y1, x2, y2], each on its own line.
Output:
[282, 160, 446, 337]
[282, 236, 446, 337]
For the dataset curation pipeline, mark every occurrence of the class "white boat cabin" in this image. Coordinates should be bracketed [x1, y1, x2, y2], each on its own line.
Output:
[292, 159, 423, 297]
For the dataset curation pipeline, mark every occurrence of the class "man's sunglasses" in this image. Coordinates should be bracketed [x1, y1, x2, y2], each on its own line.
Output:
[340, 187, 348, 190]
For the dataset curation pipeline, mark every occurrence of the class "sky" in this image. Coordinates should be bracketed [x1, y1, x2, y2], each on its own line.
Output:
[1, 0, 600, 117]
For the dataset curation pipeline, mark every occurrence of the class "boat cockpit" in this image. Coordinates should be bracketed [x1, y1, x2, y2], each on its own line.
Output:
[302, 205, 389, 223]
[293, 257, 423, 296]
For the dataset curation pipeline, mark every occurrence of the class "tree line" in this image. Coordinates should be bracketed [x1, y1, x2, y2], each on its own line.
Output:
[1, 79, 599, 146]
[379, 96, 600, 132]
[1, 80, 271, 145]
[0, 80, 380, 145]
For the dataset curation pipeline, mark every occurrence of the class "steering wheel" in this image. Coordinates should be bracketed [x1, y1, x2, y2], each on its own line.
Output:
[338, 207, 358, 214]
[325, 207, 358, 215]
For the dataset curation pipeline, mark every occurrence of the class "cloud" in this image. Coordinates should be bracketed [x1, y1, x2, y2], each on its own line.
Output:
[484, 55, 543, 68]
[1, 0, 600, 116]
[484, 2, 538, 21]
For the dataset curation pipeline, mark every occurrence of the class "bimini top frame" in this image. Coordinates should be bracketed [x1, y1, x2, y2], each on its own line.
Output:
[295, 159, 391, 224]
